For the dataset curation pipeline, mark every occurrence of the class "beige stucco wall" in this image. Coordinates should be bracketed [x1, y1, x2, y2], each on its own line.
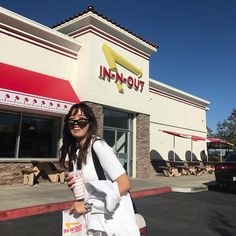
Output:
[0, 7, 82, 89]
[149, 91, 207, 132]
[0, 7, 211, 183]
[0, 32, 78, 84]
[73, 33, 150, 114]
[148, 84, 208, 161]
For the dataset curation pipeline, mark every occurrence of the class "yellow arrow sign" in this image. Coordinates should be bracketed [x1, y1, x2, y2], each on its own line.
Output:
[102, 43, 143, 93]
[66, 222, 80, 228]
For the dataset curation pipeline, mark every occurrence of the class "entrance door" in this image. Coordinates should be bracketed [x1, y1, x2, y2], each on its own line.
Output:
[103, 108, 133, 176]
[103, 128, 132, 176]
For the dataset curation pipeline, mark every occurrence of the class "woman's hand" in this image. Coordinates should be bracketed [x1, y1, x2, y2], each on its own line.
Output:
[70, 200, 88, 214]
[65, 172, 76, 190]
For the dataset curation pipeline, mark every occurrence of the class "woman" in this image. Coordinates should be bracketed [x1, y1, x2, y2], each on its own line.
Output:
[60, 102, 139, 236]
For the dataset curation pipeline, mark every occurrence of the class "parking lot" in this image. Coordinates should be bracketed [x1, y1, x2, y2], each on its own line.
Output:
[1, 189, 236, 236]
[135, 189, 236, 236]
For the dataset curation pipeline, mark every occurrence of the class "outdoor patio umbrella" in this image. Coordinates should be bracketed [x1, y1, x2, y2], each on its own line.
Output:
[189, 135, 207, 162]
[160, 131, 234, 162]
[160, 130, 207, 162]
[160, 130, 188, 161]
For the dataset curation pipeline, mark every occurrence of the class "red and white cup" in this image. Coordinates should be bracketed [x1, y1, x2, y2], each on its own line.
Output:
[68, 170, 85, 200]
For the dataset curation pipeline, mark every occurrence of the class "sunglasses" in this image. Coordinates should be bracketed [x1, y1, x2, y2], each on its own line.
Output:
[68, 119, 89, 128]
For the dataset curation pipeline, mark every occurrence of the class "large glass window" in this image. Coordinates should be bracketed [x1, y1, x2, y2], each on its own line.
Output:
[0, 110, 60, 159]
[19, 115, 59, 158]
[0, 112, 19, 157]
[104, 109, 131, 129]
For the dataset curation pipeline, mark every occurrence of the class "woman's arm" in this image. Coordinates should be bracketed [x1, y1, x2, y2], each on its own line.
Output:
[114, 172, 131, 195]
[93, 140, 127, 182]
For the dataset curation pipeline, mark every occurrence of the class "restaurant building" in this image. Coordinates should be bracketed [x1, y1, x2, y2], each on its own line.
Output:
[0, 6, 209, 185]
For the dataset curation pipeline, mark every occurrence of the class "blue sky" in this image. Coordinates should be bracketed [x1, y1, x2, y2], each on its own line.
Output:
[1, 0, 236, 132]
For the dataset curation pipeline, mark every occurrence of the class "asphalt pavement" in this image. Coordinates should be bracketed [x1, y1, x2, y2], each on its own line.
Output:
[2, 190, 235, 236]
[135, 191, 236, 236]
[0, 173, 216, 221]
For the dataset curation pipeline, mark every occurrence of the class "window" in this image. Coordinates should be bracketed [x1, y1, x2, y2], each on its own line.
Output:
[104, 109, 131, 129]
[0, 112, 19, 157]
[0, 110, 60, 159]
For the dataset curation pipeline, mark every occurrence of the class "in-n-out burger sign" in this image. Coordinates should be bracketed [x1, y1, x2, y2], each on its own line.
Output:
[99, 44, 144, 93]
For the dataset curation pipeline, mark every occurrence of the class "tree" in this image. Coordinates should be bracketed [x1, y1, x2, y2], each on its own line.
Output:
[216, 108, 236, 149]
[207, 126, 215, 137]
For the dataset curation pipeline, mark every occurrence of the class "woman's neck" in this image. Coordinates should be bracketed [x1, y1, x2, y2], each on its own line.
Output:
[76, 136, 88, 148]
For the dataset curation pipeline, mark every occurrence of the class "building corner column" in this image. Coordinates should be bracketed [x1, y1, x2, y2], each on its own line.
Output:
[136, 113, 156, 178]
[86, 102, 103, 137]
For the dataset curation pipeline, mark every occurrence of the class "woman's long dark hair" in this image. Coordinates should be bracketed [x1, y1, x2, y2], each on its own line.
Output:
[60, 102, 98, 171]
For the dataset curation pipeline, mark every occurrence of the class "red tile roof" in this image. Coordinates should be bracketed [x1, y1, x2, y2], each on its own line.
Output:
[52, 6, 159, 49]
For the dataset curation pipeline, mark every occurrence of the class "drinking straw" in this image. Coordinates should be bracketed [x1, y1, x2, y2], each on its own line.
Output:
[72, 160, 76, 171]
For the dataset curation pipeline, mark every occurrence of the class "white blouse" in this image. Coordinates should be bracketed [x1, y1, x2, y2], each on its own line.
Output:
[81, 139, 126, 185]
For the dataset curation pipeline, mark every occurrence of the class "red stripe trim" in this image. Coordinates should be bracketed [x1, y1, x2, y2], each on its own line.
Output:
[131, 187, 172, 199]
[0, 187, 172, 221]
[0, 24, 78, 60]
[161, 130, 206, 141]
[52, 9, 158, 49]
[0, 200, 75, 221]
[150, 87, 207, 110]
[70, 26, 150, 60]
[0, 63, 79, 103]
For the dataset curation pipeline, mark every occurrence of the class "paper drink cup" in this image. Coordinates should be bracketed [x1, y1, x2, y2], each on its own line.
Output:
[68, 170, 85, 200]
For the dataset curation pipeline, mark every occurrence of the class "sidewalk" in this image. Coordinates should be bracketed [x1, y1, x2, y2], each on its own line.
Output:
[0, 174, 216, 221]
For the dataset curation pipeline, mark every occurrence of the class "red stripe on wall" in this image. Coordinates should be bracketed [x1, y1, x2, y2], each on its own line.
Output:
[0, 63, 79, 103]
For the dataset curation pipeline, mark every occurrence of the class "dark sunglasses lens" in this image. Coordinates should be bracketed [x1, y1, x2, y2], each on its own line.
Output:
[77, 120, 88, 128]
[68, 119, 88, 128]
[68, 120, 74, 126]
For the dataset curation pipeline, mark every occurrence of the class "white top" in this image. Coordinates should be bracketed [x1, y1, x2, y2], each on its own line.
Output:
[86, 180, 140, 236]
[77, 139, 139, 235]
[81, 139, 126, 183]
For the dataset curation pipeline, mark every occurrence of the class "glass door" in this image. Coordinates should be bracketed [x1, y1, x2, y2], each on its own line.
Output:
[103, 108, 133, 176]
[103, 128, 132, 176]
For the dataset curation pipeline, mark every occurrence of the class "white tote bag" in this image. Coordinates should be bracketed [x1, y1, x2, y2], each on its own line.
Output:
[62, 209, 87, 236]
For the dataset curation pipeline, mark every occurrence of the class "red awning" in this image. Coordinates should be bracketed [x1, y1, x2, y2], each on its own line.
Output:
[0, 63, 80, 114]
[161, 130, 187, 138]
[161, 130, 233, 145]
[160, 130, 207, 141]
[206, 137, 233, 146]
[206, 138, 226, 143]
[190, 135, 207, 141]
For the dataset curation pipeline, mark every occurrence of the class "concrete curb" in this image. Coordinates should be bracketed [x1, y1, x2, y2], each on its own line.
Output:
[0, 186, 172, 221]
[171, 186, 208, 193]
[131, 187, 172, 198]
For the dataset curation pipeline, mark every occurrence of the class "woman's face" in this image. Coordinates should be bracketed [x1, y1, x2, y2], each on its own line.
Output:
[68, 109, 90, 141]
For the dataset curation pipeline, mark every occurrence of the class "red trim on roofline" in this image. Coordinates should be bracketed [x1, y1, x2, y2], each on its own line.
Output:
[51, 6, 159, 49]
[69, 25, 150, 60]
[149, 87, 207, 110]
[0, 24, 78, 60]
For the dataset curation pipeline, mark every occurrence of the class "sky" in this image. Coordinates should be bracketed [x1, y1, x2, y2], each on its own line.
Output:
[1, 0, 236, 132]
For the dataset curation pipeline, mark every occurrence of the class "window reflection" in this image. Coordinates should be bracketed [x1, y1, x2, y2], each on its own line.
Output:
[104, 109, 130, 129]
[19, 115, 59, 158]
[0, 110, 60, 159]
[103, 108, 133, 175]
[0, 112, 19, 157]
